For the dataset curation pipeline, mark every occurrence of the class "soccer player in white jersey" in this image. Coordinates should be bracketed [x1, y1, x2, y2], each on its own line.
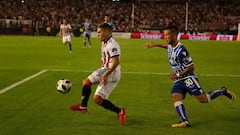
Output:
[146, 26, 236, 128]
[60, 19, 72, 53]
[70, 23, 126, 125]
[83, 18, 93, 48]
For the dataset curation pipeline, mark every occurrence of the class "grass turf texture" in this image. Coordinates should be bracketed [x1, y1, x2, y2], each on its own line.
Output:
[0, 36, 239, 135]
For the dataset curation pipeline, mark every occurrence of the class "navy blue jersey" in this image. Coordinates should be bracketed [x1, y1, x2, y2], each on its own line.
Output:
[167, 43, 195, 82]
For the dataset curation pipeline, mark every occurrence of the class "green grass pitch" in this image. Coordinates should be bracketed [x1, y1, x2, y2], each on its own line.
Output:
[0, 36, 239, 135]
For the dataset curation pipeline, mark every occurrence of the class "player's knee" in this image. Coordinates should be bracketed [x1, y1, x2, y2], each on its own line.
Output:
[82, 79, 91, 87]
[199, 99, 209, 103]
[196, 94, 209, 103]
[171, 93, 184, 103]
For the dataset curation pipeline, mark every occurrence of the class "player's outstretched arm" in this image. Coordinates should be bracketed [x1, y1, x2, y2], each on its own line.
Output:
[146, 42, 168, 49]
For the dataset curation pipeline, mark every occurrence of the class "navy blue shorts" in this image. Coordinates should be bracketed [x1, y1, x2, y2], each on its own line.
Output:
[84, 33, 90, 38]
[171, 76, 204, 97]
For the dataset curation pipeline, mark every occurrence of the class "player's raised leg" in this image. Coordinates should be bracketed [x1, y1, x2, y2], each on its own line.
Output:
[70, 79, 92, 113]
[207, 86, 236, 101]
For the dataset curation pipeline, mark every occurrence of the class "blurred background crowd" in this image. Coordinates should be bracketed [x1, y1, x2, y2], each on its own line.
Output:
[0, 0, 239, 35]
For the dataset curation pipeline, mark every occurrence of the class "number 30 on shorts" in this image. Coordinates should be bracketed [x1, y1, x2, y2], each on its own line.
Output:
[184, 78, 194, 87]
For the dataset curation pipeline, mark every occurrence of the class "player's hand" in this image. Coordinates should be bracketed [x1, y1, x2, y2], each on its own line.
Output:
[146, 42, 154, 48]
[101, 74, 108, 85]
[168, 73, 177, 80]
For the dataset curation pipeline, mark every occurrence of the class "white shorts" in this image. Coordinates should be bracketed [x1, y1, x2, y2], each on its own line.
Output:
[62, 35, 71, 44]
[88, 66, 121, 99]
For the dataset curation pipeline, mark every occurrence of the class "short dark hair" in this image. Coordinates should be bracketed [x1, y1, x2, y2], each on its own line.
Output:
[165, 25, 179, 34]
[98, 23, 113, 31]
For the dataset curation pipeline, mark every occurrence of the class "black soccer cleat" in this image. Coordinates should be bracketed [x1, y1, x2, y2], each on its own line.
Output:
[222, 87, 236, 101]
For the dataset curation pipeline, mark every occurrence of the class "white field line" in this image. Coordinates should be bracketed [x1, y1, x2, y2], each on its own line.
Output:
[200, 73, 240, 78]
[48, 69, 240, 78]
[0, 70, 48, 95]
[1, 69, 238, 95]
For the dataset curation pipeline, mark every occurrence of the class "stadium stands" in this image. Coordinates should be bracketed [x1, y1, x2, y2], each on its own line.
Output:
[0, 0, 239, 35]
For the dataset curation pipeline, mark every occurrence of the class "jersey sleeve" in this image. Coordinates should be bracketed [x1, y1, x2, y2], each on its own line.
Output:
[108, 43, 120, 58]
[180, 47, 193, 67]
[68, 24, 72, 29]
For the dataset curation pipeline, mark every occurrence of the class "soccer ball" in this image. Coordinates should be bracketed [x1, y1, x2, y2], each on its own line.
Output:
[56, 79, 72, 94]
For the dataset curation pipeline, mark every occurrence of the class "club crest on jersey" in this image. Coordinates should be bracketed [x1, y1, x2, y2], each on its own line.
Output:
[112, 48, 118, 54]
[182, 51, 187, 56]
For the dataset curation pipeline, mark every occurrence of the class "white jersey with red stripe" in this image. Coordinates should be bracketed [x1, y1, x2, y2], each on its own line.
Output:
[101, 37, 120, 69]
[60, 24, 72, 37]
[87, 37, 121, 99]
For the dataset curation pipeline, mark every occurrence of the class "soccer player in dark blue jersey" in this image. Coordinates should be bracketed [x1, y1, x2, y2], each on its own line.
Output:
[146, 26, 236, 128]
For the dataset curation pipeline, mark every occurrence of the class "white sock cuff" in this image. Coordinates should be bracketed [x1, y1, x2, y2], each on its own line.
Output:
[174, 101, 183, 107]
[206, 93, 211, 102]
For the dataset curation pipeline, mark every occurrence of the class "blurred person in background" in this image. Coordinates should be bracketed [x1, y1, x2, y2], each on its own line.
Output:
[60, 18, 72, 53]
[83, 17, 93, 48]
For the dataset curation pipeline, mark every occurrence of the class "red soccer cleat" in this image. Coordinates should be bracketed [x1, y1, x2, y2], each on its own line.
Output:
[118, 108, 126, 125]
[70, 104, 87, 113]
